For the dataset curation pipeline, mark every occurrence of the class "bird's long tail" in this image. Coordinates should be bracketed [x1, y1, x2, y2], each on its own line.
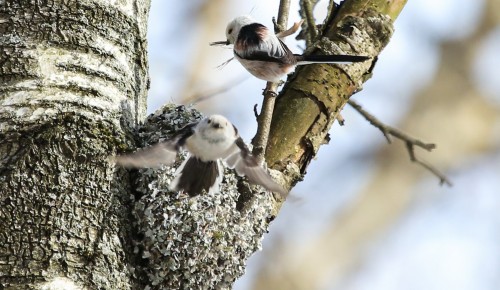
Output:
[296, 54, 370, 65]
[169, 156, 222, 196]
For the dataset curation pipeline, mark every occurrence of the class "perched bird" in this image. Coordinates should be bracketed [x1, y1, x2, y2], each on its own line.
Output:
[213, 15, 370, 82]
[115, 115, 286, 197]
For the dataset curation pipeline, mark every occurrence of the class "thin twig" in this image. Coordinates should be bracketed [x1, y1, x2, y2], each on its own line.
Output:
[325, 0, 336, 22]
[216, 57, 234, 70]
[276, 20, 304, 39]
[404, 141, 451, 186]
[251, 0, 291, 162]
[336, 113, 345, 126]
[276, 0, 291, 33]
[325, 0, 339, 27]
[300, 0, 318, 44]
[348, 99, 452, 186]
[185, 76, 248, 105]
[252, 83, 279, 160]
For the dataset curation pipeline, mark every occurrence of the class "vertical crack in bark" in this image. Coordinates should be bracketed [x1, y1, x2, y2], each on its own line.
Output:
[0, 0, 150, 288]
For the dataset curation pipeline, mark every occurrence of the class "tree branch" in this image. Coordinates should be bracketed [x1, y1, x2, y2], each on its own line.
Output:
[348, 99, 452, 186]
[252, 0, 291, 162]
[276, 0, 292, 33]
[299, 0, 318, 45]
[185, 76, 247, 105]
[265, 0, 407, 186]
[276, 20, 304, 39]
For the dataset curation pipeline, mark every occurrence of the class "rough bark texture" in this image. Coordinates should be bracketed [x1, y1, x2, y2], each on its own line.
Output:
[0, 0, 149, 289]
[266, 0, 406, 189]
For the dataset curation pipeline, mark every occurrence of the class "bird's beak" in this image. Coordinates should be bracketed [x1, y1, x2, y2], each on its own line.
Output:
[212, 123, 223, 129]
[210, 40, 230, 46]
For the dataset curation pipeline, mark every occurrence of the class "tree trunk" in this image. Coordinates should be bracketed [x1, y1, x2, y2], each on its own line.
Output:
[0, 0, 149, 288]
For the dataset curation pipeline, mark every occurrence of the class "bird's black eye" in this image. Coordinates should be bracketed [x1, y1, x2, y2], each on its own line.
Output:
[228, 28, 233, 34]
[207, 119, 211, 124]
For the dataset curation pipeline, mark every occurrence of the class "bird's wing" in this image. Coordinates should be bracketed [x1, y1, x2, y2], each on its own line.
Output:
[114, 141, 179, 168]
[174, 121, 199, 146]
[114, 122, 197, 168]
[234, 23, 295, 64]
[224, 138, 287, 197]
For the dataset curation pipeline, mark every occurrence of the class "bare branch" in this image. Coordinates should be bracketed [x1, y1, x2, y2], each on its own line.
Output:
[276, 20, 304, 39]
[185, 76, 247, 105]
[336, 113, 345, 126]
[404, 141, 452, 186]
[276, 0, 292, 32]
[252, 0, 291, 162]
[348, 99, 452, 186]
[325, 0, 338, 23]
[299, 0, 318, 43]
[252, 83, 279, 162]
[216, 57, 234, 70]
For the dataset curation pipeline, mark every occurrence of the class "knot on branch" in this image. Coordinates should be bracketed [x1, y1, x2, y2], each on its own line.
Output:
[281, 161, 303, 189]
[336, 9, 394, 52]
[312, 8, 394, 58]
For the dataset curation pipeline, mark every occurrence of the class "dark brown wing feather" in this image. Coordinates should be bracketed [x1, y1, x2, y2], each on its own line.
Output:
[174, 157, 220, 197]
[234, 23, 296, 65]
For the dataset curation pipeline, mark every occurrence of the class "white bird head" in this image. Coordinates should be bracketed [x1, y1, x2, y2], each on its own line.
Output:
[198, 115, 235, 141]
[226, 15, 255, 44]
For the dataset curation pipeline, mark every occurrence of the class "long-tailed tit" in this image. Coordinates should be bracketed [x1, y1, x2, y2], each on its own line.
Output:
[213, 15, 370, 82]
[115, 115, 286, 197]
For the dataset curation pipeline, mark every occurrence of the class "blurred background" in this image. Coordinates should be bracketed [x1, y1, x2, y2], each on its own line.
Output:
[147, 0, 500, 289]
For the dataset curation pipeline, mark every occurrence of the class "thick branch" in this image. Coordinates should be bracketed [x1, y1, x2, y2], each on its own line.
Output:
[265, 0, 407, 188]
[348, 99, 452, 186]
